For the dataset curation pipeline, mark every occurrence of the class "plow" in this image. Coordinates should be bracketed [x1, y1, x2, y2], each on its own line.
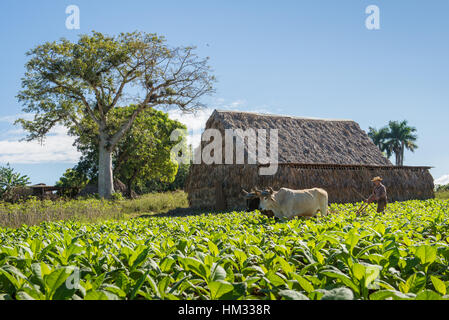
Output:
[351, 187, 371, 216]
[329, 187, 371, 216]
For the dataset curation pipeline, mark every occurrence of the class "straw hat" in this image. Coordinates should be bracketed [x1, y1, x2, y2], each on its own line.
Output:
[371, 176, 383, 182]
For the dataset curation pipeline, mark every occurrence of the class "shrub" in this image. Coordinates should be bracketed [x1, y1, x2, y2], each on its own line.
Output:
[0, 164, 31, 201]
[55, 168, 89, 197]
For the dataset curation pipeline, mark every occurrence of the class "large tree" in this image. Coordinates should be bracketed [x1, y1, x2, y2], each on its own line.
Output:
[70, 106, 187, 197]
[16, 31, 214, 198]
[368, 120, 418, 166]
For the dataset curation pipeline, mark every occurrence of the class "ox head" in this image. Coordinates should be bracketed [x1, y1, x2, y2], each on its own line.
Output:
[242, 187, 277, 215]
[242, 188, 260, 211]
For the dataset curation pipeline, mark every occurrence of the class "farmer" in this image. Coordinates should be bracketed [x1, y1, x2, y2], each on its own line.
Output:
[364, 176, 388, 213]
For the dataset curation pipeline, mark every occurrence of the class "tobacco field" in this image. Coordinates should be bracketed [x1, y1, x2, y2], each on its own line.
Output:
[1, 199, 449, 300]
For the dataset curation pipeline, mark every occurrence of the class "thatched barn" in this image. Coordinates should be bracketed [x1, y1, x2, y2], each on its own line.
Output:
[185, 110, 434, 210]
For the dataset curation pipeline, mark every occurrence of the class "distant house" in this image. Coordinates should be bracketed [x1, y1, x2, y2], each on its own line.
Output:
[30, 184, 61, 198]
[185, 110, 434, 210]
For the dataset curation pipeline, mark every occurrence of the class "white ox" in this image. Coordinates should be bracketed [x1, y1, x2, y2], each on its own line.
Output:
[244, 187, 328, 219]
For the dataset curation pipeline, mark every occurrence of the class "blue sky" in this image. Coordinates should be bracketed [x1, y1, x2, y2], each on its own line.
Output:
[0, 0, 448, 185]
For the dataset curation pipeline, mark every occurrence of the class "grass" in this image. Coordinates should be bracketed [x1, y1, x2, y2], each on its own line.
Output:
[435, 190, 449, 200]
[119, 190, 188, 216]
[0, 190, 188, 228]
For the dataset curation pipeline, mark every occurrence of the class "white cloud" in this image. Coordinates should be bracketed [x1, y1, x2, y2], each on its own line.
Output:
[220, 100, 246, 110]
[1, 107, 216, 164]
[0, 101, 265, 164]
[0, 113, 34, 124]
[168, 108, 213, 132]
[0, 125, 80, 164]
[0, 115, 18, 124]
[168, 108, 214, 148]
[435, 174, 449, 186]
[166, 100, 275, 148]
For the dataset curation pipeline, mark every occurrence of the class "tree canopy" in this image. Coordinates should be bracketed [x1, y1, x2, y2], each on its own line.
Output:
[67, 106, 187, 197]
[16, 31, 214, 198]
[368, 120, 418, 166]
[0, 164, 30, 200]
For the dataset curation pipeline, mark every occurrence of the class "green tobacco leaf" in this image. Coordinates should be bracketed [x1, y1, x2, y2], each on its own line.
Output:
[102, 284, 127, 299]
[207, 241, 219, 256]
[45, 266, 75, 299]
[159, 257, 176, 273]
[360, 253, 385, 265]
[92, 273, 107, 291]
[208, 280, 234, 299]
[0, 293, 13, 300]
[370, 290, 396, 300]
[84, 290, 111, 300]
[157, 276, 172, 297]
[345, 230, 360, 253]
[265, 271, 286, 287]
[391, 291, 416, 300]
[220, 282, 247, 299]
[16, 291, 36, 300]
[2, 265, 27, 281]
[182, 257, 208, 280]
[352, 263, 365, 281]
[415, 245, 437, 265]
[364, 265, 381, 287]
[234, 249, 247, 266]
[38, 242, 56, 260]
[290, 273, 314, 293]
[129, 269, 150, 300]
[400, 273, 416, 294]
[278, 290, 309, 300]
[31, 262, 50, 288]
[370, 289, 416, 300]
[52, 284, 76, 300]
[321, 287, 354, 300]
[0, 268, 20, 290]
[168, 276, 190, 294]
[277, 257, 294, 274]
[415, 290, 441, 300]
[430, 276, 446, 296]
[320, 270, 359, 294]
[131, 247, 151, 270]
[210, 264, 227, 282]
[242, 265, 265, 276]
[314, 250, 325, 265]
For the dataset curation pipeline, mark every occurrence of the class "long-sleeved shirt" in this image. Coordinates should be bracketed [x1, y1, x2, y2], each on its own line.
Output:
[368, 183, 387, 203]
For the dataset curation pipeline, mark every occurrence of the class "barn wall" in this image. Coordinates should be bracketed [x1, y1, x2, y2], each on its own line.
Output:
[185, 164, 434, 210]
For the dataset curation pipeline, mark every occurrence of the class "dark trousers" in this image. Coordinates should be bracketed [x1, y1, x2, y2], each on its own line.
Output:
[376, 198, 387, 213]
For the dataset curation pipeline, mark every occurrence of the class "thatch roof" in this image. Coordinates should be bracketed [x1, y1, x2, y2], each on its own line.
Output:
[204, 110, 392, 166]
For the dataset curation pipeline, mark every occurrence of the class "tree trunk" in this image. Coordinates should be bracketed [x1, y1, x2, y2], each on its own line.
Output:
[126, 180, 133, 199]
[126, 169, 138, 199]
[400, 142, 405, 166]
[98, 134, 114, 199]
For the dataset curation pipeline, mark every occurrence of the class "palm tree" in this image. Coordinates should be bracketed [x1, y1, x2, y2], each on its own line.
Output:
[0, 163, 30, 199]
[385, 120, 418, 166]
[368, 126, 391, 158]
[368, 120, 418, 166]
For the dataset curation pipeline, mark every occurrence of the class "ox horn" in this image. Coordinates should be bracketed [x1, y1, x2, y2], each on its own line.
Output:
[242, 189, 257, 199]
